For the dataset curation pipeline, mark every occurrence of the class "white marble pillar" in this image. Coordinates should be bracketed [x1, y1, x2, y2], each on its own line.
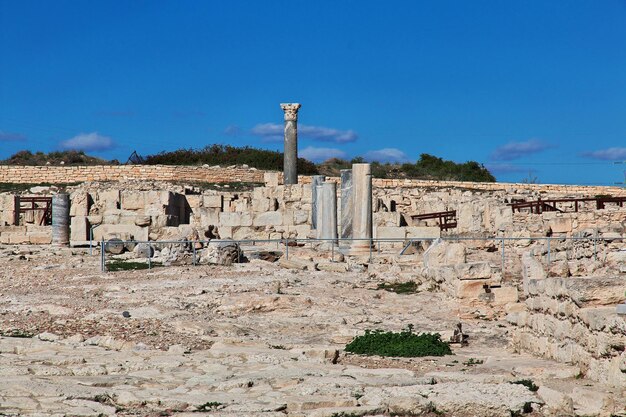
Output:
[280, 103, 301, 185]
[317, 182, 337, 246]
[350, 163, 372, 253]
[340, 169, 353, 246]
[311, 175, 326, 230]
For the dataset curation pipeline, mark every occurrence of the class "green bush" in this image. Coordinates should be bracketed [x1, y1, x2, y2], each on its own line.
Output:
[1, 150, 115, 166]
[377, 281, 418, 294]
[510, 379, 539, 392]
[144, 144, 318, 174]
[345, 329, 452, 357]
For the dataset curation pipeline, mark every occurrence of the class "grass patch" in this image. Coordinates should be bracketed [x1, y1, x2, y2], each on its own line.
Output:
[106, 260, 161, 271]
[345, 328, 452, 358]
[377, 281, 418, 294]
[0, 182, 80, 193]
[0, 329, 34, 338]
[196, 401, 222, 411]
[510, 379, 539, 392]
[462, 358, 483, 366]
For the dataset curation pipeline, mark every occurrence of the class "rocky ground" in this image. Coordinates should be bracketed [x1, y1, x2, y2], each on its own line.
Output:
[0, 245, 624, 417]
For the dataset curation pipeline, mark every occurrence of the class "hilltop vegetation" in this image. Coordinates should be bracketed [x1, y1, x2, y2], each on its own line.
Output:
[144, 144, 319, 175]
[318, 154, 495, 182]
[0, 150, 116, 166]
[1, 147, 495, 182]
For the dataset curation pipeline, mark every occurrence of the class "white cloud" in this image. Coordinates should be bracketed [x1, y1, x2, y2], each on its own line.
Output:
[250, 123, 283, 142]
[250, 123, 358, 143]
[484, 163, 529, 174]
[59, 132, 115, 151]
[223, 125, 242, 136]
[363, 148, 409, 163]
[299, 146, 346, 162]
[299, 125, 358, 143]
[490, 139, 551, 161]
[0, 131, 26, 141]
[582, 147, 626, 161]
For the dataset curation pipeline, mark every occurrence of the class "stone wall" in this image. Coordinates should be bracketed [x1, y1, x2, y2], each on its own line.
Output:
[0, 165, 265, 184]
[509, 276, 626, 386]
[0, 225, 51, 244]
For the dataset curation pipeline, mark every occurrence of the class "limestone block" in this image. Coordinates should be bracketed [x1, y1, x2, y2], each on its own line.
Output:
[455, 262, 492, 280]
[198, 208, 220, 227]
[202, 195, 221, 209]
[252, 212, 282, 227]
[252, 197, 271, 212]
[87, 215, 102, 225]
[134, 215, 151, 227]
[97, 189, 120, 210]
[453, 279, 490, 299]
[617, 304, 626, 315]
[491, 286, 519, 306]
[69, 192, 89, 216]
[8, 234, 29, 244]
[121, 191, 145, 210]
[70, 216, 89, 242]
[375, 212, 402, 227]
[521, 252, 546, 295]
[549, 218, 572, 234]
[565, 276, 626, 307]
[219, 212, 252, 227]
[28, 232, 52, 244]
[93, 224, 148, 242]
[537, 386, 574, 416]
[286, 225, 311, 238]
[405, 226, 440, 239]
[184, 195, 202, 210]
[293, 210, 309, 225]
[375, 226, 406, 240]
[423, 240, 466, 267]
[264, 172, 280, 187]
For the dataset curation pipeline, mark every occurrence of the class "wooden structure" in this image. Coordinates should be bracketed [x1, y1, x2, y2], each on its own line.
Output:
[510, 196, 626, 214]
[13, 196, 53, 226]
[410, 210, 457, 231]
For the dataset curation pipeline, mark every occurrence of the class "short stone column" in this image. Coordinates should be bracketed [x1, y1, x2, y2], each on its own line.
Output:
[350, 163, 372, 253]
[280, 103, 301, 185]
[311, 175, 326, 230]
[340, 169, 353, 246]
[52, 194, 70, 246]
[319, 181, 338, 245]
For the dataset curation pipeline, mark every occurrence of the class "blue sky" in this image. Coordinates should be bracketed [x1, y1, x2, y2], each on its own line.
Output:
[1, 1, 625, 185]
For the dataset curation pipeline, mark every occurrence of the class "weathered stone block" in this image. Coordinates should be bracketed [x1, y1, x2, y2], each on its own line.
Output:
[219, 212, 252, 227]
[98, 189, 120, 209]
[491, 286, 519, 305]
[375, 226, 405, 240]
[455, 262, 492, 280]
[70, 216, 89, 242]
[405, 226, 440, 239]
[8, 234, 29, 244]
[252, 211, 283, 226]
[28, 232, 52, 244]
[454, 279, 490, 299]
[69, 191, 89, 216]
[549, 218, 572, 234]
[121, 191, 145, 210]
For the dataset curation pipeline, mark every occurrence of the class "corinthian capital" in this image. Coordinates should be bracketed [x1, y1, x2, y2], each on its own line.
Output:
[280, 103, 302, 121]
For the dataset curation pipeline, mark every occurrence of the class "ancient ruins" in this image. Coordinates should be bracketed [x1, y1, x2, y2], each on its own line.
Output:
[0, 105, 624, 417]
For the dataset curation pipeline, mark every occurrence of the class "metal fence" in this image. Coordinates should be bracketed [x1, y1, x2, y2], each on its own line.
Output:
[94, 235, 626, 274]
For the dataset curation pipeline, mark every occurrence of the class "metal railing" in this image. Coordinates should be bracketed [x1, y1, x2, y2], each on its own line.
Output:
[94, 235, 625, 274]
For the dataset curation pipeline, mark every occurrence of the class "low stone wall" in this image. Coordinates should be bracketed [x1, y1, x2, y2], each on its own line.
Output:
[0, 225, 51, 244]
[0, 165, 265, 184]
[510, 276, 626, 386]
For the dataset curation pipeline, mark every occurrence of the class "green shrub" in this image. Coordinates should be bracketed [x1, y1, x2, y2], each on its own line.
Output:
[510, 379, 539, 392]
[345, 329, 452, 357]
[144, 144, 318, 174]
[106, 261, 160, 271]
[377, 281, 418, 294]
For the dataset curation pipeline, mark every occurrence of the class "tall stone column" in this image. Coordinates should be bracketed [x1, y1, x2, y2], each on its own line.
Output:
[311, 175, 326, 230]
[320, 181, 338, 245]
[351, 163, 372, 253]
[340, 169, 353, 246]
[280, 103, 301, 185]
